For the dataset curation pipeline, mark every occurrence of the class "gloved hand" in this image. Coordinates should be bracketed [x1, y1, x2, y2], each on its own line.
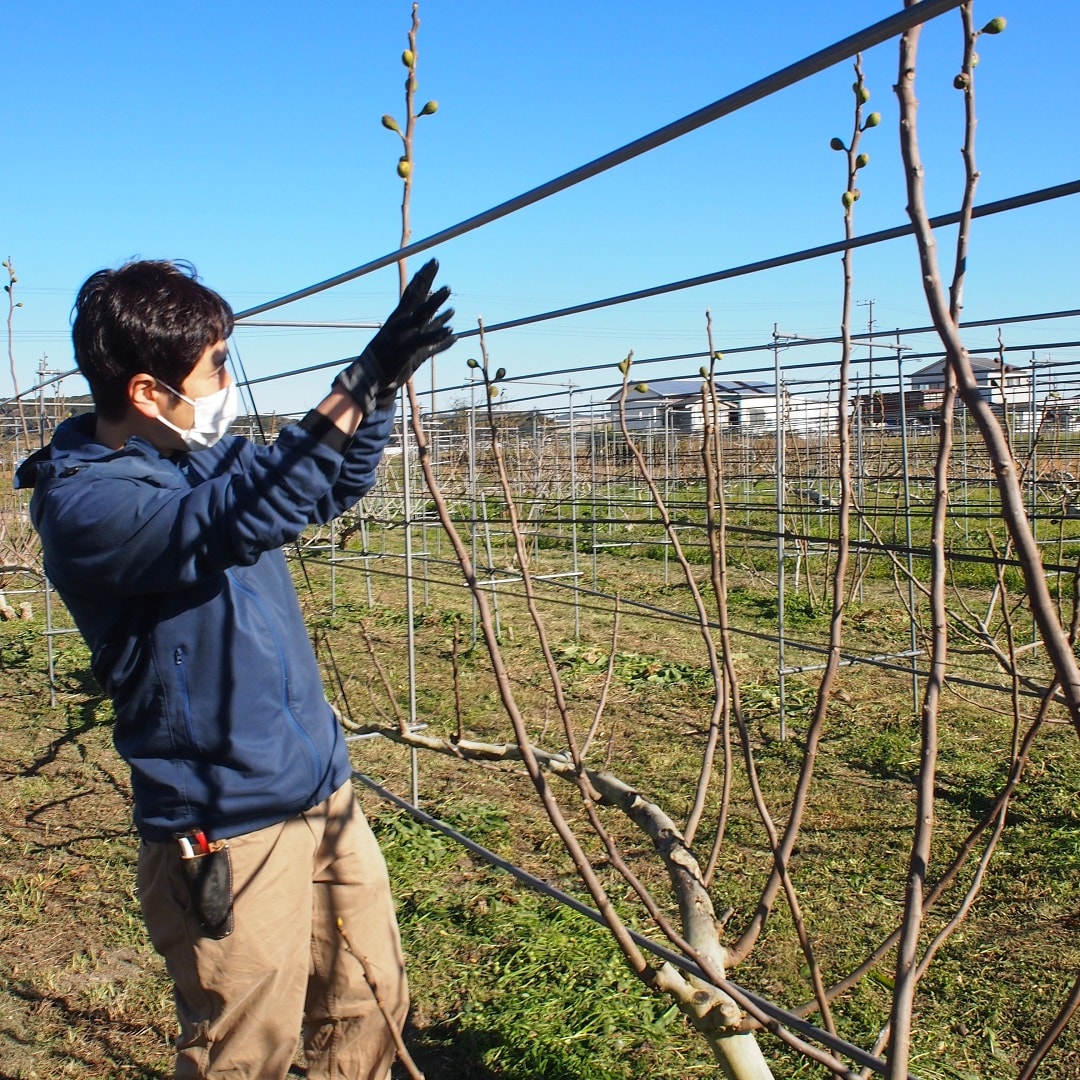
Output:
[333, 258, 455, 413]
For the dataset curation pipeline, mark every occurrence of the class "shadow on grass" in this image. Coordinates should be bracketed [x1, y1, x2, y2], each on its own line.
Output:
[2, 977, 170, 1079]
[286, 1021, 579, 1080]
[17, 668, 109, 780]
[394, 1016, 595, 1080]
[2, 979, 559, 1080]
[6, 671, 137, 859]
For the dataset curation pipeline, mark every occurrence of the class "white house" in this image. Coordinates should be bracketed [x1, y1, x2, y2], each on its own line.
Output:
[606, 378, 832, 435]
[1038, 394, 1080, 433]
[606, 378, 719, 433]
[909, 357, 1030, 409]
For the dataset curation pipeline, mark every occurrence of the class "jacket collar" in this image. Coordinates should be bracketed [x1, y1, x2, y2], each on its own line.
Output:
[14, 413, 177, 490]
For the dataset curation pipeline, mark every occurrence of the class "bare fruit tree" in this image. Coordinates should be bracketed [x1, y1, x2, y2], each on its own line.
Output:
[889, 6, 1079, 1079]
[309, 2, 1080, 1076]
[328, 3, 1080, 1076]
[1, 257, 41, 606]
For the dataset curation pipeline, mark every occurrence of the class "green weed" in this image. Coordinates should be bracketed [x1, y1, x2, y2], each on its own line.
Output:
[0, 623, 37, 667]
[552, 642, 711, 689]
[377, 801, 712, 1079]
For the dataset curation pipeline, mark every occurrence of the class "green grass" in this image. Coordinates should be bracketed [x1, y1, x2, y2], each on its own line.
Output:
[5, 430, 1080, 1078]
[374, 801, 715, 1079]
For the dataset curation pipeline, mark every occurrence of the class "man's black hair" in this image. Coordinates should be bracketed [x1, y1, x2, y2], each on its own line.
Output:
[72, 259, 235, 421]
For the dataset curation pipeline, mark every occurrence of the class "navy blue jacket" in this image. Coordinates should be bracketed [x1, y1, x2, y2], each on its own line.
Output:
[16, 408, 395, 843]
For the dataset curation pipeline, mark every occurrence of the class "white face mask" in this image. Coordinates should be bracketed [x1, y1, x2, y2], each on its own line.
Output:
[156, 380, 239, 451]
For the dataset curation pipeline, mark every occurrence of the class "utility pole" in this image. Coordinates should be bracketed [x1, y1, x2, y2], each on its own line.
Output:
[773, 324, 802, 741]
[35, 353, 66, 447]
[857, 298, 875, 426]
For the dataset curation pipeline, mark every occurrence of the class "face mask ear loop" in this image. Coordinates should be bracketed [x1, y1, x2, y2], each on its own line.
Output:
[153, 379, 194, 443]
[155, 379, 194, 407]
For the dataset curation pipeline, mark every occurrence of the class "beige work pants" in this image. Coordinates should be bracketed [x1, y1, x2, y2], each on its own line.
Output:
[138, 781, 408, 1079]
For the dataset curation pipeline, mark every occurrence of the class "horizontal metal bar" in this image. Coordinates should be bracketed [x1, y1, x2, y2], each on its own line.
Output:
[782, 649, 922, 676]
[234, 0, 965, 321]
[477, 570, 584, 586]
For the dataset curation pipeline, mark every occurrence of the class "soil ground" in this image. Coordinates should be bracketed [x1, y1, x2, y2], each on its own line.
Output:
[2, 511, 1080, 1077]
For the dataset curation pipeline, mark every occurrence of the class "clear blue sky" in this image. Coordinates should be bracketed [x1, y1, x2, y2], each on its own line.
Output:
[6, 1, 1079, 414]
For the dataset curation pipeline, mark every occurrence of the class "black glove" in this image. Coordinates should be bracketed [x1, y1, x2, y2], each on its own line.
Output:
[333, 258, 455, 413]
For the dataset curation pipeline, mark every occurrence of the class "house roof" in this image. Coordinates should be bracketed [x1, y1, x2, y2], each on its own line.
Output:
[642, 378, 704, 397]
[714, 379, 774, 396]
[605, 378, 775, 402]
[911, 357, 1018, 378]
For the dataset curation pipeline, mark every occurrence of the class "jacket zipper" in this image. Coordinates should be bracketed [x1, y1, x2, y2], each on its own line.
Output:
[174, 647, 198, 749]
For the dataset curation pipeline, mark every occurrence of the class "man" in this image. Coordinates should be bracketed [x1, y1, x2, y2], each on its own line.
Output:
[15, 257, 454, 1079]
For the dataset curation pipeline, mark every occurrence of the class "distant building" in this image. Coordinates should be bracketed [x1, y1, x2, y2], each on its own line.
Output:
[904, 356, 1073, 432]
[606, 377, 831, 435]
[1037, 394, 1080, 432]
[853, 389, 931, 432]
[909, 357, 1029, 409]
[606, 378, 715, 433]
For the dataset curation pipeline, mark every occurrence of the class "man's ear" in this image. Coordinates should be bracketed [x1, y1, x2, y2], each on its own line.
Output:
[128, 373, 164, 420]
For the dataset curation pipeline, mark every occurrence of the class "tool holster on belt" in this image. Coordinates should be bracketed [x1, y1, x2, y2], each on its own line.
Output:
[177, 833, 234, 940]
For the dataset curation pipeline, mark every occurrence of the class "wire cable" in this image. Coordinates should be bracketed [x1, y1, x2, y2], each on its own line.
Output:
[349, 767, 913, 1077]
[459, 180, 1080, 338]
[233, 0, 967, 321]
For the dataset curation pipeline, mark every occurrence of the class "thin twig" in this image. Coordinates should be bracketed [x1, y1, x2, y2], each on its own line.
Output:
[614, 352, 725, 849]
[451, 619, 464, 743]
[580, 596, 621, 762]
[897, 5, 1080, 736]
[4, 258, 30, 444]
[1018, 972, 1080, 1080]
[336, 918, 424, 1080]
[700, 316, 735, 889]
[360, 618, 410, 736]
